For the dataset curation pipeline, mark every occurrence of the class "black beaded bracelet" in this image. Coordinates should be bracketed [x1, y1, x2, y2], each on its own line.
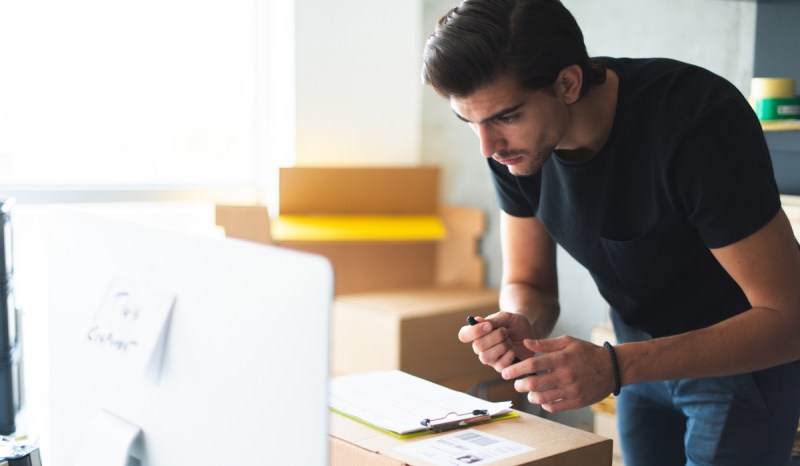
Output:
[603, 341, 621, 396]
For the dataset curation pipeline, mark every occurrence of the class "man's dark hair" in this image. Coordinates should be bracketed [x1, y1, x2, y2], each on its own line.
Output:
[422, 0, 606, 98]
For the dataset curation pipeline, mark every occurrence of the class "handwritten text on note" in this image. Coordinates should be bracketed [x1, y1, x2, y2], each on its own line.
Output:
[82, 277, 176, 383]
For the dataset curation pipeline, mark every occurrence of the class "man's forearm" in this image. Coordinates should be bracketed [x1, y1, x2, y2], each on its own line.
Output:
[617, 305, 800, 386]
[499, 282, 560, 338]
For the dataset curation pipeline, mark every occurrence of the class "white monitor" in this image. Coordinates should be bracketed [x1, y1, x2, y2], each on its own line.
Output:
[47, 208, 333, 465]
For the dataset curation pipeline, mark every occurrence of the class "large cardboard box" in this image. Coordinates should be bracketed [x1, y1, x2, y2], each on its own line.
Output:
[215, 167, 487, 295]
[331, 287, 501, 383]
[278, 166, 439, 215]
[281, 241, 437, 295]
[330, 409, 612, 466]
[274, 167, 443, 295]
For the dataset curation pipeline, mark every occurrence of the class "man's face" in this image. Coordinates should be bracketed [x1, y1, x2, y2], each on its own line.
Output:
[450, 74, 570, 177]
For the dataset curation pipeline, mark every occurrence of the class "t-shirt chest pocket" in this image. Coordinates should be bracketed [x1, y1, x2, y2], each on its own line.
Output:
[598, 226, 685, 292]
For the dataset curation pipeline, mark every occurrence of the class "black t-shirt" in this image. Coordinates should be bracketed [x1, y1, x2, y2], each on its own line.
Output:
[489, 57, 780, 338]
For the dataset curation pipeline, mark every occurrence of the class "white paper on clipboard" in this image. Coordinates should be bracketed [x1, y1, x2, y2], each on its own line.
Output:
[329, 370, 513, 436]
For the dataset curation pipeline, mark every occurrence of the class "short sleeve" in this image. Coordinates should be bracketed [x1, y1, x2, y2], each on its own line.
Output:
[674, 98, 780, 249]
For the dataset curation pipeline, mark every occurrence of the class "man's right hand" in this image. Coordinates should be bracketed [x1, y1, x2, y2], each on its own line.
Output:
[458, 311, 535, 372]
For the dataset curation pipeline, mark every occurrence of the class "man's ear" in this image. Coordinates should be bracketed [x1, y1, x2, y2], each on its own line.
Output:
[557, 64, 583, 104]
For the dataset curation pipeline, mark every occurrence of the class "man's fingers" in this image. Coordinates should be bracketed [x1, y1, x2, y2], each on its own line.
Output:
[522, 335, 569, 354]
[458, 320, 492, 343]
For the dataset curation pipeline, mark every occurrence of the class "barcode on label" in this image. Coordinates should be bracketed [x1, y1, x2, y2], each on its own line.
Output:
[455, 431, 499, 447]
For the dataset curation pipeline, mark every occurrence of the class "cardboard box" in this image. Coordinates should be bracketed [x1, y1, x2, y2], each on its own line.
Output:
[330, 409, 613, 466]
[214, 204, 271, 244]
[275, 167, 443, 294]
[331, 287, 500, 383]
[278, 167, 440, 215]
[215, 167, 487, 295]
[435, 205, 486, 287]
[293, 241, 438, 294]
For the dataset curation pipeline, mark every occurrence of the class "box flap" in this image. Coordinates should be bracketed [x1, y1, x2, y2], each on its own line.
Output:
[436, 205, 485, 287]
[215, 204, 272, 244]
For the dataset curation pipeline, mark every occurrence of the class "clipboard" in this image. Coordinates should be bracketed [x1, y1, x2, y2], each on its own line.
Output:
[330, 370, 518, 439]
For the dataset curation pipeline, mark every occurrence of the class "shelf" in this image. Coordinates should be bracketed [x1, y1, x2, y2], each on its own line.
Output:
[762, 120, 800, 132]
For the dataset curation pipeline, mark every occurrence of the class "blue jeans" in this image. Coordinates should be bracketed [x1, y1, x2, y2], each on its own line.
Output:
[611, 311, 800, 466]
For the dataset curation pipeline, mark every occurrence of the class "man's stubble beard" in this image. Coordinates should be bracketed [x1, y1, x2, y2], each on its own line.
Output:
[506, 149, 553, 177]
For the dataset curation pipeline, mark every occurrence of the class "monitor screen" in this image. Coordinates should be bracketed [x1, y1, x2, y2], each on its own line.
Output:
[47, 208, 333, 465]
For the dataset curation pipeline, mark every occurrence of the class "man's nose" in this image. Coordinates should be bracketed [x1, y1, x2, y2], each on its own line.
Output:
[477, 124, 504, 158]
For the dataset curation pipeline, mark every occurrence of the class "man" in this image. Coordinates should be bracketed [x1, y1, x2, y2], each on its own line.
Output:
[422, 1, 800, 465]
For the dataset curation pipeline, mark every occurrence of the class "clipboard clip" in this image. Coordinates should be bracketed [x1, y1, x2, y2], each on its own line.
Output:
[420, 409, 491, 431]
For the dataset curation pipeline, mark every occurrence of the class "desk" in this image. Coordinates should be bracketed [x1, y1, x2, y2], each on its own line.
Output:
[330, 409, 612, 466]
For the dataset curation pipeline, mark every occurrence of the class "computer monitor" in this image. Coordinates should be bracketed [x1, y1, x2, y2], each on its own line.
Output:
[47, 208, 333, 465]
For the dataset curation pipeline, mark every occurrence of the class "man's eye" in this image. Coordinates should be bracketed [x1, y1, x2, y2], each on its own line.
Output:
[496, 114, 517, 124]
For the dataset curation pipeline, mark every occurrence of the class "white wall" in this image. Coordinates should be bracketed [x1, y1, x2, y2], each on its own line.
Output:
[572, 0, 756, 95]
[294, 0, 423, 166]
[421, 0, 758, 428]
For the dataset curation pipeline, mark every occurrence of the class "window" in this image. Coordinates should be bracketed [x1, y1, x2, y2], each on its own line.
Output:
[0, 0, 295, 445]
[0, 0, 294, 203]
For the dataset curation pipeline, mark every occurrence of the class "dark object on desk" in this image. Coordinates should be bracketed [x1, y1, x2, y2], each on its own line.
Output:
[0, 200, 22, 435]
